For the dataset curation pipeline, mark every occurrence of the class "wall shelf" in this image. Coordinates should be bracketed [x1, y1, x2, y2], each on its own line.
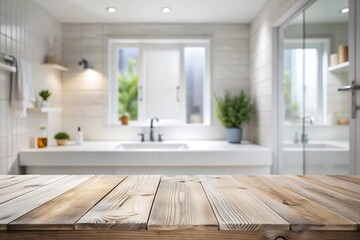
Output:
[29, 107, 62, 113]
[43, 64, 69, 72]
[0, 62, 16, 73]
[328, 61, 349, 74]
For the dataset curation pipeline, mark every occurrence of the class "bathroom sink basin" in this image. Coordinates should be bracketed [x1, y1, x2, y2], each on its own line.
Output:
[115, 143, 189, 150]
[285, 143, 342, 149]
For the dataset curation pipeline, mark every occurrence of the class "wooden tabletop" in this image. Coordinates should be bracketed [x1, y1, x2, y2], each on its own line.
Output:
[0, 175, 359, 240]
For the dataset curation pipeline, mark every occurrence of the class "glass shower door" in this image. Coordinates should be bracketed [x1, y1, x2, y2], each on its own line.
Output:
[282, 13, 306, 174]
[282, 0, 350, 174]
[303, 0, 350, 174]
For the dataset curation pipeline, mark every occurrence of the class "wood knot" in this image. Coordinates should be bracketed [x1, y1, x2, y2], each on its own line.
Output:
[282, 200, 296, 206]
[275, 236, 286, 240]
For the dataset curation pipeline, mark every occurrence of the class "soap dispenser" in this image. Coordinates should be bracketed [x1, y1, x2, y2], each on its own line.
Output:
[76, 126, 84, 145]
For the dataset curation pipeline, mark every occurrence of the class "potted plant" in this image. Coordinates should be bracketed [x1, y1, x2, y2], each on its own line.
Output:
[39, 89, 52, 108]
[215, 90, 255, 144]
[54, 132, 70, 146]
[120, 112, 130, 125]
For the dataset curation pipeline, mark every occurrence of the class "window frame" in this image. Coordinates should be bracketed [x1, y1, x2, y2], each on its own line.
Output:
[283, 38, 330, 125]
[108, 38, 211, 127]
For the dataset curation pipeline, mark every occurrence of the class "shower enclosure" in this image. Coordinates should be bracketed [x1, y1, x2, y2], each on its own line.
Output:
[278, 0, 350, 174]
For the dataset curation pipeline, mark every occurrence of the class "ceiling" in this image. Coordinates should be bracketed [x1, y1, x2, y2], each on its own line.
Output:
[35, 0, 267, 23]
[291, 0, 348, 24]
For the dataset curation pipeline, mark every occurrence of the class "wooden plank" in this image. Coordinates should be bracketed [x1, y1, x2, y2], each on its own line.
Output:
[0, 175, 68, 204]
[76, 175, 161, 230]
[330, 175, 360, 185]
[233, 176, 358, 231]
[147, 175, 218, 230]
[1, 230, 360, 240]
[199, 175, 289, 231]
[9, 175, 126, 231]
[0, 175, 17, 180]
[0, 175, 38, 189]
[0, 175, 93, 230]
[300, 175, 360, 200]
[265, 175, 360, 225]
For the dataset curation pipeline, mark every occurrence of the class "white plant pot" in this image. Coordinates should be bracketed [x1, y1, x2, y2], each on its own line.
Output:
[41, 100, 50, 108]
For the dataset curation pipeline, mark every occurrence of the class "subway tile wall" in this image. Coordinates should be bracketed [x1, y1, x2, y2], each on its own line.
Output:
[61, 24, 250, 140]
[249, 0, 308, 147]
[0, 0, 62, 174]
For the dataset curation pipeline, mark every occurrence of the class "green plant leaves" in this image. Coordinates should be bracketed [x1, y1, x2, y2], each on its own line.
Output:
[118, 59, 138, 120]
[54, 132, 70, 140]
[215, 90, 255, 128]
[39, 89, 51, 101]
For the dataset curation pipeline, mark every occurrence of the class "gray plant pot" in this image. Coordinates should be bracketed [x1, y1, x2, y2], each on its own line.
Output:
[226, 128, 242, 144]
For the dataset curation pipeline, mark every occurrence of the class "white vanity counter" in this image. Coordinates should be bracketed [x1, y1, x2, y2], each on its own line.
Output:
[19, 141, 272, 175]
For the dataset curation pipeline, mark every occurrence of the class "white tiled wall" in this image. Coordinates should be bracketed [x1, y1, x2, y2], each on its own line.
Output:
[0, 0, 62, 174]
[61, 23, 250, 140]
[249, 0, 308, 147]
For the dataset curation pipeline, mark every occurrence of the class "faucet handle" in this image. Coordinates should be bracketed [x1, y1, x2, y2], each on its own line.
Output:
[293, 132, 299, 144]
[138, 133, 145, 142]
[303, 116, 315, 125]
[158, 134, 163, 142]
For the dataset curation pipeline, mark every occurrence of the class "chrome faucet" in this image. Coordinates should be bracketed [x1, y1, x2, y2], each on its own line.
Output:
[303, 116, 314, 125]
[149, 117, 159, 142]
[301, 116, 314, 144]
[293, 132, 300, 144]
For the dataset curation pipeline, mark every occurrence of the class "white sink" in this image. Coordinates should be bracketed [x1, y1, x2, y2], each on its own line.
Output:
[285, 143, 342, 149]
[115, 143, 189, 150]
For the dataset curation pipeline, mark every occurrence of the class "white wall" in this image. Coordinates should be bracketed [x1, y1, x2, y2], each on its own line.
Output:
[249, 0, 308, 147]
[0, 0, 62, 174]
[61, 23, 250, 141]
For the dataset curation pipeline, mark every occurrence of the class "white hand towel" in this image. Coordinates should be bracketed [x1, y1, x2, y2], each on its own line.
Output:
[10, 59, 36, 117]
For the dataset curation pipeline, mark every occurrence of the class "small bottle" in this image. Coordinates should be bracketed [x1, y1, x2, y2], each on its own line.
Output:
[37, 126, 47, 148]
[76, 126, 84, 145]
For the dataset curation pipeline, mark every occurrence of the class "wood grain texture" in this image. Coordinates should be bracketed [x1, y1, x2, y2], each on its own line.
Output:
[0, 175, 38, 189]
[0, 175, 67, 204]
[9, 175, 126, 231]
[0, 175, 93, 230]
[266, 175, 360, 224]
[330, 175, 360, 185]
[0, 175, 16, 180]
[76, 175, 161, 230]
[0, 174, 360, 237]
[199, 175, 289, 231]
[300, 175, 360, 200]
[233, 176, 358, 231]
[1, 230, 360, 240]
[147, 175, 218, 230]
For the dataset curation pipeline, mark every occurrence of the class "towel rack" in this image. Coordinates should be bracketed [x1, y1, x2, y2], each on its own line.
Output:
[0, 52, 17, 73]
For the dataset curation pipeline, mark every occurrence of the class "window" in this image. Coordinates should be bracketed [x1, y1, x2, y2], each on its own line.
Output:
[283, 39, 328, 125]
[117, 48, 139, 121]
[108, 39, 210, 126]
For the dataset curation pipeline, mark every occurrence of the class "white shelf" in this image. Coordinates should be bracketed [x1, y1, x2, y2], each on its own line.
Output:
[0, 62, 16, 73]
[328, 61, 349, 73]
[29, 107, 62, 113]
[43, 64, 69, 72]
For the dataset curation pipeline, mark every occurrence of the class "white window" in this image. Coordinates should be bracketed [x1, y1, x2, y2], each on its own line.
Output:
[108, 39, 211, 126]
[283, 39, 328, 125]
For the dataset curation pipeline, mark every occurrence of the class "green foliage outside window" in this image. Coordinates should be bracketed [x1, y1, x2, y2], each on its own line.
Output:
[118, 59, 138, 120]
[284, 69, 299, 121]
